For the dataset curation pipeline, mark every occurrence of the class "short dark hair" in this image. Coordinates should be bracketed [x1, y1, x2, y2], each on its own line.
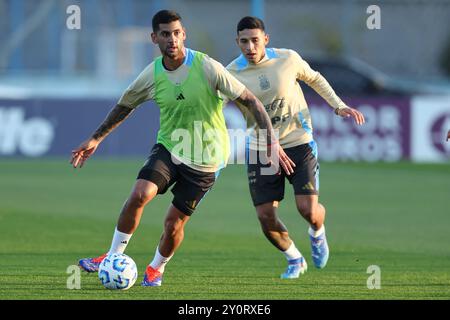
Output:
[237, 16, 265, 34]
[152, 10, 182, 32]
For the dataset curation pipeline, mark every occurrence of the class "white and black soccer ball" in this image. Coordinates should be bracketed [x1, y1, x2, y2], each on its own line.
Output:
[98, 253, 138, 290]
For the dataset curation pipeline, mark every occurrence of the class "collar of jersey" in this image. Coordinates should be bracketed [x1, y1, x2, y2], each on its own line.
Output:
[235, 48, 278, 71]
[183, 48, 195, 67]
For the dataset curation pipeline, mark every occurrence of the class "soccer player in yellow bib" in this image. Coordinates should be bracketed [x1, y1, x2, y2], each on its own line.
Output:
[227, 16, 365, 279]
[71, 11, 295, 287]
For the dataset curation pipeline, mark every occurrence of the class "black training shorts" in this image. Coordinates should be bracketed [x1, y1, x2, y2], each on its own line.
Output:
[246, 141, 319, 207]
[137, 143, 217, 216]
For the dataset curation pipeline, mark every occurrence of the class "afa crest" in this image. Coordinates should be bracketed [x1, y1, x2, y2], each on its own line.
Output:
[258, 74, 270, 90]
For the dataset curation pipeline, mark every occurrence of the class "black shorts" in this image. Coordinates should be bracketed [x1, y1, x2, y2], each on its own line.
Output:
[137, 143, 217, 216]
[246, 141, 319, 207]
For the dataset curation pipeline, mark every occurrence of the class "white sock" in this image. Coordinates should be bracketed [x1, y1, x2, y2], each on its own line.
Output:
[309, 225, 325, 238]
[282, 242, 302, 261]
[108, 227, 132, 254]
[149, 247, 173, 273]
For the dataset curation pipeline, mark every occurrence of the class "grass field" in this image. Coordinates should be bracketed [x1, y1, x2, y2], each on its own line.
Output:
[0, 159, 449, 300]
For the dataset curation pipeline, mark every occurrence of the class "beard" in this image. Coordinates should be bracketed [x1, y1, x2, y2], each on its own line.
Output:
[164, 45, 182, 59]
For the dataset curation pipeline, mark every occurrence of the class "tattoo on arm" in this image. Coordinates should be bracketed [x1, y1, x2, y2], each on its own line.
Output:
[92, 104, 134, 141]
[235, 89, 275, 145]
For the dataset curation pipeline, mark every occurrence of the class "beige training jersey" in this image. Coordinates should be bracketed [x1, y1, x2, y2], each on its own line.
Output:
[227, 48, 348, 150]
[118, 48, 246, 172]
[118, 48, 245, 109]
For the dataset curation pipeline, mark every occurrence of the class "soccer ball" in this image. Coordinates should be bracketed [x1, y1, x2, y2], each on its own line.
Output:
[98, 253, 138, 290]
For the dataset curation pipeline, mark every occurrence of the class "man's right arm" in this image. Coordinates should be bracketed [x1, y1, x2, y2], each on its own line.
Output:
[70, 104, 134, 168]
[91, 104, 134, 143]
[71, 63, 154, 168]
[294, 51, 365, 125]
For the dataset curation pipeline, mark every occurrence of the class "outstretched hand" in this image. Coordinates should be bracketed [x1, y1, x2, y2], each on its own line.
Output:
[337, 107, 365, 125]
[70, 139, 100, 168]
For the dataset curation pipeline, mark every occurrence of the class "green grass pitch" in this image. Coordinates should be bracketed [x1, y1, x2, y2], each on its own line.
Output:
[0, 159, 449, 300]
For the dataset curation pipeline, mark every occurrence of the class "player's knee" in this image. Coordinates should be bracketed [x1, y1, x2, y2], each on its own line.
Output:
[256, 208, 276, 226]
[129, 189, 154, 208]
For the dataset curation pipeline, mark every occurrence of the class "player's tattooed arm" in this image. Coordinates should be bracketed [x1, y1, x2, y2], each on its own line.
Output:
[70, 104, 134, 168]
[235, 88, 276, 145]
[91, 104, 134, 142]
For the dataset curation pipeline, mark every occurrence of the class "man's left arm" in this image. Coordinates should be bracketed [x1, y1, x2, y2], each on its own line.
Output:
[295, 52, 365, 125]
[307, 73, 365, 125]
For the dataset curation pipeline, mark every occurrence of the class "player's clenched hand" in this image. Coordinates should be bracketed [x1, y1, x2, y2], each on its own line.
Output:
[268, 142, 296, 176]
[447, 130, 450, 142]
[337, 107, 365, 125]
[70, 139, 100, 168]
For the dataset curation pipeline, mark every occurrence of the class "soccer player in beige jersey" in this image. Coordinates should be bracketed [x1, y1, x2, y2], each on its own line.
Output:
[227, 16, 365, 279]
[71, 11, 294, 287]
